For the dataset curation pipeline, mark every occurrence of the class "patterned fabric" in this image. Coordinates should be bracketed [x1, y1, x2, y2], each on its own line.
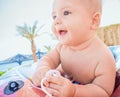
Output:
[109, 45, 120, 71]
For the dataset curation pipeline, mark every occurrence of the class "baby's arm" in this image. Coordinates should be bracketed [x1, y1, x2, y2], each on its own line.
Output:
[73, 58, 116, 97]
[32, 44, 61, 86]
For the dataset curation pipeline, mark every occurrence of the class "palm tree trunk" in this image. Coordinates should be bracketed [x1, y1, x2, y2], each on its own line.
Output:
[31, 40, 37, 62]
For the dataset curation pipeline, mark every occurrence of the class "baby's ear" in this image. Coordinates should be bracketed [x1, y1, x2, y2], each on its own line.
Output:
[90, 12, 101, 30]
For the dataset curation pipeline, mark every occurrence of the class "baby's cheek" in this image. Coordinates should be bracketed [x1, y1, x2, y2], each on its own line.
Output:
[52, 25, 58, 37]
[51, 24, 56, 33]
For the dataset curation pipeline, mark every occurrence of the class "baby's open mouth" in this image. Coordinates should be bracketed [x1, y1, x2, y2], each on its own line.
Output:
[59, 30, 67, 36]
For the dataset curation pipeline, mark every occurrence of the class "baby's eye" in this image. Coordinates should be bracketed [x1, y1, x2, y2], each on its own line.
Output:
[53, 15, 57, 20]
[63, 11, 71, 15]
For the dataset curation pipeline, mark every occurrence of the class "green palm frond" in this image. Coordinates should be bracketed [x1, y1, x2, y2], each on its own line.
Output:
[16, 26, 29, 35]
[24, 23, 32, 34]
[16, 21, 45, 42]
[35, 23, 45, 34]
[16, 25, 31, 41]
[23, 33, 32, 41]
[32, 20, 38, 34]
[44, 45, 51, 52]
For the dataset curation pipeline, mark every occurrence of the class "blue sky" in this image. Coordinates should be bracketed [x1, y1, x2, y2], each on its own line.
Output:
[0, 0, 120, 60]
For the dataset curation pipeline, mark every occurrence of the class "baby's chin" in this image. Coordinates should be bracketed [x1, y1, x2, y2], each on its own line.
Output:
[57, 36, 76, 46]
[59, 40, 73, 46]
[59, 40, 67, 45]
[59, 39, 82, 47]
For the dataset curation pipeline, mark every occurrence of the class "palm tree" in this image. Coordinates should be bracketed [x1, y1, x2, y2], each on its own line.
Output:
[16, 21, 44, 62]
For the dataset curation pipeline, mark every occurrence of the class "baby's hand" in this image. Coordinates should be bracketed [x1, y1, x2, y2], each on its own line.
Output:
[44, 74, 76, 97]
[32, 66, 50, 86]
[41, 70, 61, 97]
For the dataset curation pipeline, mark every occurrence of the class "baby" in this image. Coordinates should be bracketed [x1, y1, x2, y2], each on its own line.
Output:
[32, 0, 116, 97]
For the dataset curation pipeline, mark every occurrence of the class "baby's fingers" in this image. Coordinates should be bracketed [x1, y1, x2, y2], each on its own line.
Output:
[32, 78, 40, 86]
[45, 87, 59, 97]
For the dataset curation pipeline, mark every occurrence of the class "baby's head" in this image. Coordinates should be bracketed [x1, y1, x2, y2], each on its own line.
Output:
[52, 0, 102, 46]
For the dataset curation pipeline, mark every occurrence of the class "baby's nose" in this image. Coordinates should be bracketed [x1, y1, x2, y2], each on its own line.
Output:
[54, 17, 62, 25]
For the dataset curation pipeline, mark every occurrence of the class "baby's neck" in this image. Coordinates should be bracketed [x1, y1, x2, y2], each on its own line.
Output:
[70, 35, 96, 51]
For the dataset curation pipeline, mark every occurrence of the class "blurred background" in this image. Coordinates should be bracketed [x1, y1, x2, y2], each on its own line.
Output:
[0, 0, 120, 60]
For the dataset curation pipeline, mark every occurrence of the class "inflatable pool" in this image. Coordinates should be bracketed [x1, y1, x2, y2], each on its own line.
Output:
[0, 63, 46, 97]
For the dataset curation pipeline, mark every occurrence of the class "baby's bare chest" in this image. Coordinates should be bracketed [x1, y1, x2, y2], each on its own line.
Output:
[60, 49, 98, 84]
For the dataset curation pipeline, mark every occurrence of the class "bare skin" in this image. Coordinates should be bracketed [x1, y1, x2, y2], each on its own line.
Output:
[32, 0, 116, 97]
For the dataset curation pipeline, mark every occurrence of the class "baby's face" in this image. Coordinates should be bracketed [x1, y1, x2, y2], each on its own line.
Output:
[52, 0, 94, 46]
